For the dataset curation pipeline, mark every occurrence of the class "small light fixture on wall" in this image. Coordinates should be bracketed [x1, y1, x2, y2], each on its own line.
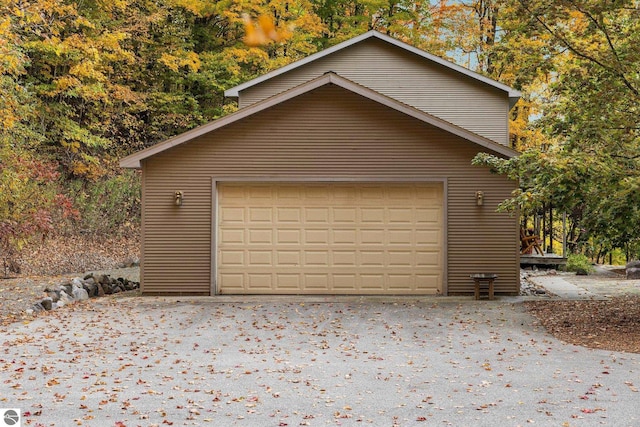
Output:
[475, 191, 484, 206]
[175, 191, 184, 206]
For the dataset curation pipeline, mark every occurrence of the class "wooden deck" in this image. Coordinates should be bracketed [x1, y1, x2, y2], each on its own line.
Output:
[520, 254, 567, 268]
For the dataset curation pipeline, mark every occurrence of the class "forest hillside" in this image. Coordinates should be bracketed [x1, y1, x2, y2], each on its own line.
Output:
[1, 0, 638, 276]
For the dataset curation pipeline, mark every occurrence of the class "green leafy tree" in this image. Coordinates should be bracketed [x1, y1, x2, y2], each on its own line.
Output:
[474, 0, 640, 258]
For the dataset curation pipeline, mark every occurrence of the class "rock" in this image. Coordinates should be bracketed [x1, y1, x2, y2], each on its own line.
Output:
[61, 283, 73, 295]
[84, 277, 96, 286]
[97, 283, 105, 297]
[72, 278, 84, 289]
[626, 260, 640, 280]
[73, 287, 89, 301]
[99, 274, 111, 285]
[111, 285, 122, 294]
[47, 290, 61, 303]
[32, 302, 45, 313]
[84, 282, 99, 297]
[40, 298, 53, 311]
[83, 273, 93, 280]
[102, 283, 113, 295]
[59, 290, 72, 304]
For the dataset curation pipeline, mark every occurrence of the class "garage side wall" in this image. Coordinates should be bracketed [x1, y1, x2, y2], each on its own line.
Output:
[141, 85, 518, 295]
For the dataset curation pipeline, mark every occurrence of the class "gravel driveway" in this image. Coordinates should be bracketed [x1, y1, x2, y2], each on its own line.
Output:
[1, 296, 638, 426]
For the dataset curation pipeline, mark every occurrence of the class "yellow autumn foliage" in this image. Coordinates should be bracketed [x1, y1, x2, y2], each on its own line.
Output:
[158, 50, 201, 73]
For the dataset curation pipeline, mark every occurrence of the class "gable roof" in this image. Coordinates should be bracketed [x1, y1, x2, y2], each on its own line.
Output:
[120, 72, 518, 169]
[225, 30, 521, 108]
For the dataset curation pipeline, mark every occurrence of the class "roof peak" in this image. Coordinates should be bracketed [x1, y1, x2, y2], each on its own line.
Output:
[224, 30, 520, 107]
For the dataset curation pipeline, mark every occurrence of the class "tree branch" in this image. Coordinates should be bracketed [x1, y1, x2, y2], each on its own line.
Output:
[516, 0, 639, 97]
[569, 0, 639, 97]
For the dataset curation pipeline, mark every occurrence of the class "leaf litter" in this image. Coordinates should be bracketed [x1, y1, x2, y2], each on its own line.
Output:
[1, 297, 639, 425]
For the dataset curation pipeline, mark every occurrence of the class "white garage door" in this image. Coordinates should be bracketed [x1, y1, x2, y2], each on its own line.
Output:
[216, 182, 443, 294]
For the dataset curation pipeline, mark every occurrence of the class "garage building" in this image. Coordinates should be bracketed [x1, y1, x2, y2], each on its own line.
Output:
[120, 31, 521, 296]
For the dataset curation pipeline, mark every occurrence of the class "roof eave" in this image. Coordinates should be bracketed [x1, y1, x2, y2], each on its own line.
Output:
[122, 72, 518, 169]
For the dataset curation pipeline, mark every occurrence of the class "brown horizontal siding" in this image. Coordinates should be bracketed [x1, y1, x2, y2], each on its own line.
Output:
[142, 84, 518, 295]
[141, 167, 212, 294]
[239, 39, 509, 145]
[446, 172, 519, 294]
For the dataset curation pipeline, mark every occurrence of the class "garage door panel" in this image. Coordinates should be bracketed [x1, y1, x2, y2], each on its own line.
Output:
[361, 275, 384, 290]
[248, 273, 272, 289]
[220, 273, 244, 291]
[333, 230, 357, 244]
[416, 251, 440, 266]
[277, 207, 301, 222]
[388, 208, 414, 223]
[388, 229, 414, 245]
[220, 250, 244, 266]
[361, 229, 385, 245]
[388, 251, 413, 266]
[361, 251, 385, 266]
[221, 207, 244, 223]
[305, 274, 329, 290]
[304, 251, 328, 265]
[416, 229, 440, 245]
[276, 185, 302, 199]
[416, 208, 440, 224]
[305, 229, 329, 244]
[277, 273, 301, 289]
[217, 183, 443, 294]
[388, 274, 412, 289]
[248, 251, 272, 266]
[276, 250, 300, 265]
[249, 207, 272, 222]
[220, 229, 245, 244]
[361, 208, 385, 223]
[334, 274, 357, 290]
[305, 208, 329, 223]
[249, 229, 273, 244]
[277, 229, 300, 244]
[333, 250, 356, 266]
[361, 186, 385, 200]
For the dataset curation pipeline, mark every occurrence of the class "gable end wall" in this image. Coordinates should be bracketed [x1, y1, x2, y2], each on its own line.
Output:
[238, 39, 510, 145]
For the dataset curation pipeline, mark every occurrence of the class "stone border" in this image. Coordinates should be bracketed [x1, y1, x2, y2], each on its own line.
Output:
[27, 273, 140, 314]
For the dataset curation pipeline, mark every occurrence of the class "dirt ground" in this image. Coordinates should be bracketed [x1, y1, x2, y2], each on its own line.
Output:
[525, 267, 640, 354]
[526, 294, 640, 354]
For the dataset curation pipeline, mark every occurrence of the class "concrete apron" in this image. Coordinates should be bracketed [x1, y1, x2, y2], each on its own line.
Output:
[526, 275, 608, 300]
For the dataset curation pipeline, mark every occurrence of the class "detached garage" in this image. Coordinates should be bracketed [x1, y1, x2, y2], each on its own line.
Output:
[121, 31, 521, 296]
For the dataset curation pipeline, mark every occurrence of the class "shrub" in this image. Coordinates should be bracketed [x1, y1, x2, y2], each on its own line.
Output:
[64, 171, 141, 237]
[566, 253, 595, 275]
